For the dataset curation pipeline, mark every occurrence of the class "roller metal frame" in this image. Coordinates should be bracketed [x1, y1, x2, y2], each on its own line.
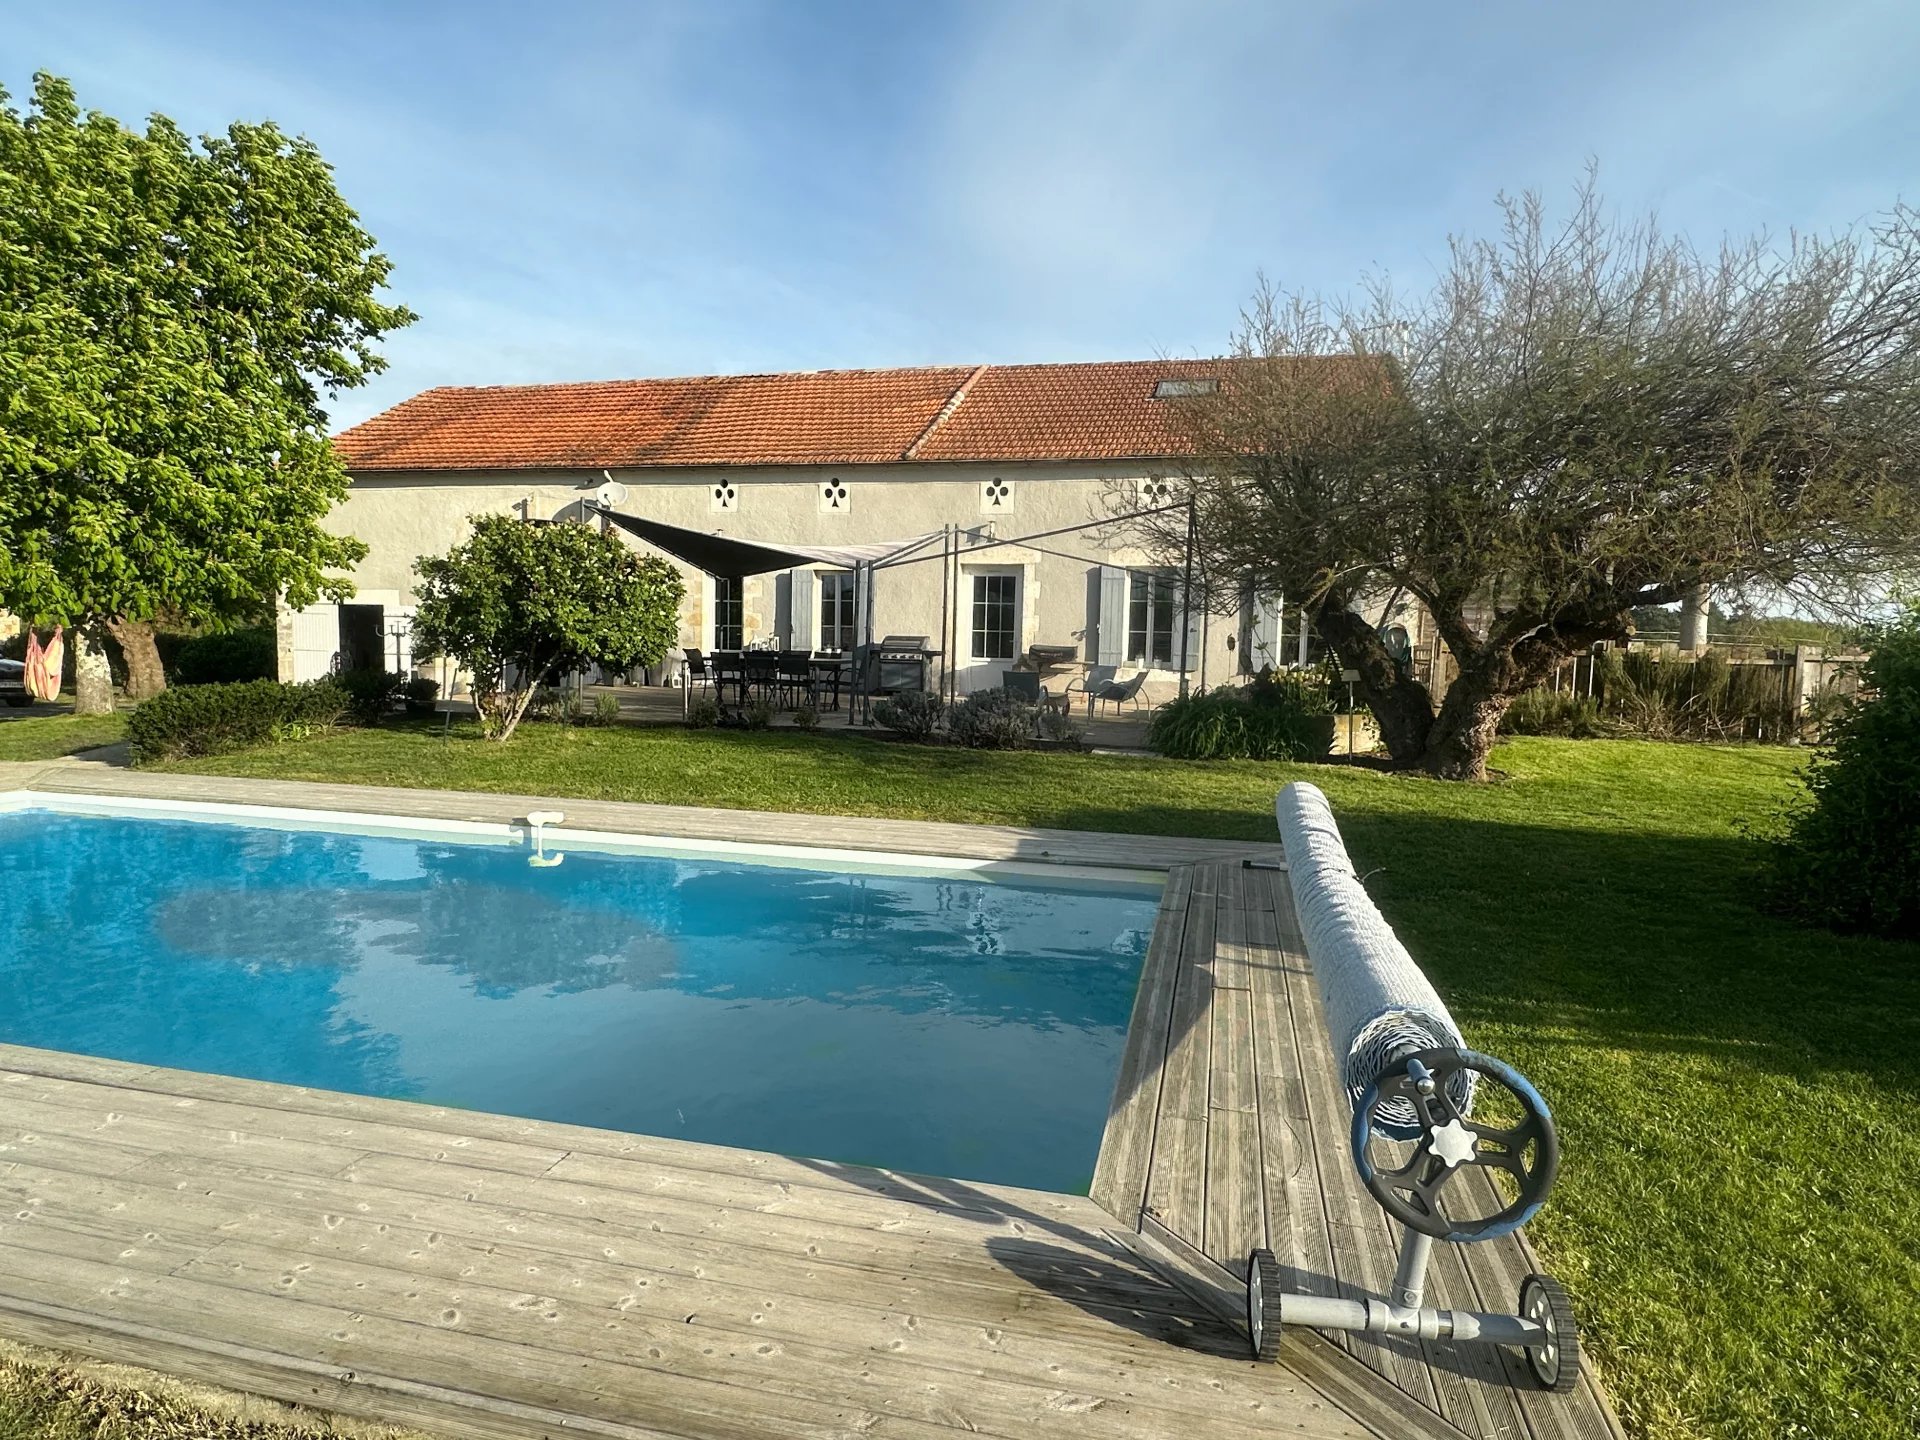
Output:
[1247, 1048, 1579, 1392]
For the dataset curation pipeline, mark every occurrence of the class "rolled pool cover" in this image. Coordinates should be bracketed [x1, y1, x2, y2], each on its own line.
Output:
[1275, 781, 1475, 1136]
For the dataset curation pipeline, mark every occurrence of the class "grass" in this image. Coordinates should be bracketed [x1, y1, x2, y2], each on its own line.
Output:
[151, 723, 1920, 1440]
[0, 1341, 415, 1440]
[0, 711, 127, 762]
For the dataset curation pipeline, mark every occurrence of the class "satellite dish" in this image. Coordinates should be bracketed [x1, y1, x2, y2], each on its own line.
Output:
[596, 480, 629, 509]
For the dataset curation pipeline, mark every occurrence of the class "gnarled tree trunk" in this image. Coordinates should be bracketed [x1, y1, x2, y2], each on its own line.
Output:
[1312, 597, 1438, 762]
[1313, 601, 1547, 780]
[105, 617, 167, 700]
[71, 621, 115, 716]
[1419, 676, 1514, 780]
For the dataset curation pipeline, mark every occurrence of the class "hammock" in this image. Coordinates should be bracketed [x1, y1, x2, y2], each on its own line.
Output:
[24, 625, 63, 702]
[1275, 781, 1475, 1137]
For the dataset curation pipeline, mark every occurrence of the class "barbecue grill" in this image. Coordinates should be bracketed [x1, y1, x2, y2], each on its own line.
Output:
[869, 635, 941, 695]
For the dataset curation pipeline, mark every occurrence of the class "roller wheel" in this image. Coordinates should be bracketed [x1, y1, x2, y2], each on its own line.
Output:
[1518, 1272, 1579, 1393]
[1246, 1248, 1284, 1362]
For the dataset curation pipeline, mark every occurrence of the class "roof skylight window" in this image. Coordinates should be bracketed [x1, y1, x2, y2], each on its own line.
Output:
[1153, 377, 1219, 398]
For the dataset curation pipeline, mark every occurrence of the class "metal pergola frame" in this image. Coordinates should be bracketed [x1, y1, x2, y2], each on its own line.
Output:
[583, 494, 1206, 726]
[847, 498, 1199, 725]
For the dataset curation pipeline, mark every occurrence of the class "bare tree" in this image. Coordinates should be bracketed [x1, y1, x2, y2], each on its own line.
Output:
[1160, 178, 1920, 778]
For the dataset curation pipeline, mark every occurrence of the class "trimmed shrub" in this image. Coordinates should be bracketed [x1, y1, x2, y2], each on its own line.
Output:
[332, 668, 406, 723]
[947, 687, 1036, 749]
[741, 695, 777, 730]
[686, 694, 721, 728]
[163, 626, 277, 685]
[403, 676, 440, 717]
[127, 678, 349, 763]
[872, 690, 943, 741]
[1149, 671, 1334, 760]
[1768, 605, 1920, 939]
[791, 703, 821, 731]
[1038, 705, 1083, 745]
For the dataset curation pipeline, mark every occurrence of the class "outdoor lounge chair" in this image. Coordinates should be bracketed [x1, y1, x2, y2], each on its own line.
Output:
[1067, 668, 1150, 717]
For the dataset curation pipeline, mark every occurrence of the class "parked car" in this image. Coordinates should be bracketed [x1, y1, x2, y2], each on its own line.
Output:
[1, 656, 32, 707]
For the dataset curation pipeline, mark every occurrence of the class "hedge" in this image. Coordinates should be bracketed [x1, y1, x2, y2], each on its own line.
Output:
[127, 678, 350, 763]
[162, 627, 278, 685]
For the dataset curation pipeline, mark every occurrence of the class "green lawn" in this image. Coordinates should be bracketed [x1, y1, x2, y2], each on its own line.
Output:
[0, 711, 127, 762]
[0, 1343, 414, 1440]
[161, 724, 1920, 1440]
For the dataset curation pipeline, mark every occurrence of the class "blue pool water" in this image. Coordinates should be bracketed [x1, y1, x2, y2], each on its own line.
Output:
[0, 809, 1156, 1193]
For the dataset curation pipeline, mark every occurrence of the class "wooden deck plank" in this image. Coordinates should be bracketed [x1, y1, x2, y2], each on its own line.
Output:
[1246, 882, 1334, 1300]
[0, 1167, 1219, 1358]
[1271, 878, 1448, 1410]
[0, 1044, 1101, 1227]
[1203, 984, 1263, 1263]
[0, 1156, 1177, 1323]
[1088, 867, 1191, 1222]
[0, 1053, 1382, 1440]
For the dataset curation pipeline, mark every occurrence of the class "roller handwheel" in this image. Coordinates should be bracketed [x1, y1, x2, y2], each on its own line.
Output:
[1352, 1048, 1559, 1242]
[1518, 1272, 1579, 1393]
[1246, 1248, 1284, 1362]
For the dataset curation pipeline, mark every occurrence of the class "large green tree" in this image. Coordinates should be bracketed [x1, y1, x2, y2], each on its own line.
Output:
[1163, 181, 1920, 778]
[412, 515, 686, 742]
[0, 73, 413, 712]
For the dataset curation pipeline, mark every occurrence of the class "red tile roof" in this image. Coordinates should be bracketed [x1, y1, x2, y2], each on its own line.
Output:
[332, 359, 1272, 472]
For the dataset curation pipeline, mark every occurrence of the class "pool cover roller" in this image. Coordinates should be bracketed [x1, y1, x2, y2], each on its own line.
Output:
[1242, 782, 1580, 1393]
[1274, 782, 1476, 1136]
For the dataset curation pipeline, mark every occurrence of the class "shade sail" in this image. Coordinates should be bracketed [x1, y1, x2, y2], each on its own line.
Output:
[593, 506, 938, 578]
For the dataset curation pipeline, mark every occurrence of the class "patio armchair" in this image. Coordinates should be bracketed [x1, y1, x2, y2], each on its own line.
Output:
[776, 650, 815, 708]
[1066, 667, 1150, 717]
[684, 648, 715, 693]
[710, 651, 746, 706]
[1001, 669, 1066, 734]
[742, 651, 780, 705]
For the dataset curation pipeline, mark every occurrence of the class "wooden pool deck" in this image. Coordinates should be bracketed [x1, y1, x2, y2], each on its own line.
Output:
[0, 771, 1625, 1439]
[1093, 861, 1624, 1440]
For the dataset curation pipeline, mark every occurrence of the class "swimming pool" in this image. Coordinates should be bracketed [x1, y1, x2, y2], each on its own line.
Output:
[0, 802, 1159, 1193]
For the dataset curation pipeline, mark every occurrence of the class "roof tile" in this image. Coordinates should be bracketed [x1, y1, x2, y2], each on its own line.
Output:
[333, 358, 1286, 471]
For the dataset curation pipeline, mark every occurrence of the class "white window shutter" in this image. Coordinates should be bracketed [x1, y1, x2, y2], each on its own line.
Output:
[1095, 566, 1126, 666]
[1249, 589, 1283, 672]
[789, 568, 814, 650]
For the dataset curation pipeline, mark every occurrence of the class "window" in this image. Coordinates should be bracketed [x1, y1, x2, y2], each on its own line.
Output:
[712, 576, 743, 650]
[1153, 377, 1219, 398]
[969, 571, 1019, 662]
[818, 571, 857, 654]
[1128, 570, 1180, 666]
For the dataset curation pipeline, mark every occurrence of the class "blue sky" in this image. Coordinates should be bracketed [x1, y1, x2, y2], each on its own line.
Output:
[5, 0, 1917, 429]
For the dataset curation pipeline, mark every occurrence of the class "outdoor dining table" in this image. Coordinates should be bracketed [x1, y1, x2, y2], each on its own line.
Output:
[707, 650, 849, 710]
